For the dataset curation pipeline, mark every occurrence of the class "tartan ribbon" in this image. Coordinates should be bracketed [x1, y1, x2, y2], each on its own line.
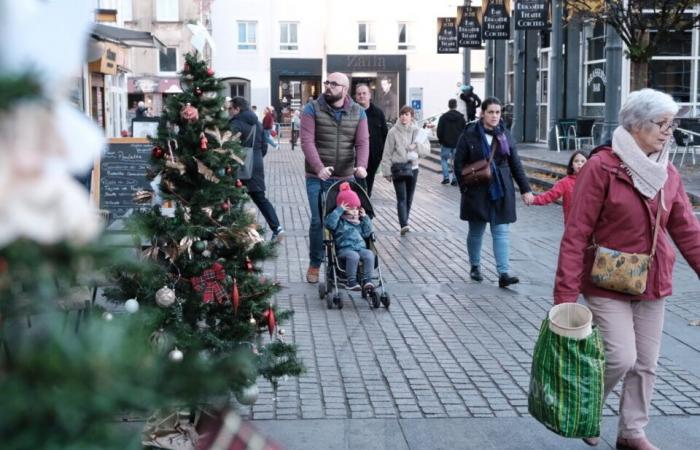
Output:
[191, 262, 227, 304]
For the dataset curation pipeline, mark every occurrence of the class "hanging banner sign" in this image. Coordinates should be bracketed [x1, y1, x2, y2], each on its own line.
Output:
[437, 17, 459, 54]
[457, 6, 483, 48]
[514, 0, 549, 30]
[482, 0, 511, 40]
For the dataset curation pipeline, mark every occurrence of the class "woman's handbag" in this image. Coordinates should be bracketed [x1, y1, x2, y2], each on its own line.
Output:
[589, 192, 662, 295]
[236, 126, 256, 181]
[528, 304, 605, 438]
[460, 139, 496, 187]
[390, 161, 414, 180]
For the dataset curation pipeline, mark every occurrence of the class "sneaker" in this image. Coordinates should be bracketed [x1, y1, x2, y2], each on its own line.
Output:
[498, 273, 520, 288]
[362, 281, 375, 290]
[400, 226, 410, 236]
[306, 266, 319, 284]
[271, 227, 285, 243]
[441, 178, 450, 185]
[345, 281, 362, 291]
[470, 265, 483, 282]
[450, 179, 457, 186]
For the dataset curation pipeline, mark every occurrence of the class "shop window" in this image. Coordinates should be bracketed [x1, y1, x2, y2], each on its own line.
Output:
[398, 22, 415, 51]
[238, 21, 257, 50]
[156, 0, 178, 22]
[230, 82, 246, 98]
[358, 22, 376, 50]
[280, 22, 298, 51]
[159, 48, 177, 74]
[582, 21, 606, 106]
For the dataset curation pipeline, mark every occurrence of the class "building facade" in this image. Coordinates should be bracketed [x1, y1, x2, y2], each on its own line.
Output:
[211, 0, 486, 124]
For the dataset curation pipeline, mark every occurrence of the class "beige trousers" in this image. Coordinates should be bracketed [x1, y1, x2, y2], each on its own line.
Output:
[584, 296, 666, 439]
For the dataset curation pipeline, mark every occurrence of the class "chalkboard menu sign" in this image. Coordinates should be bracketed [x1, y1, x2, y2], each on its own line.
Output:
[457, 6, 483, 48]
[514, 0, 549, 30]
[99, 138, 152, 222]
[482, 0, 511, 40]
[437, 17, 459, 54]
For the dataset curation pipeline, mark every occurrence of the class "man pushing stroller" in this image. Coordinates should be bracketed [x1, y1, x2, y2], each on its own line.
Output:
[325, 182, 375, 291]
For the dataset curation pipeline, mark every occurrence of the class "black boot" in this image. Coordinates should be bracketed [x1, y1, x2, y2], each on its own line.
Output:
[470, 266, 483, 282]
[498, 273, 520, 288]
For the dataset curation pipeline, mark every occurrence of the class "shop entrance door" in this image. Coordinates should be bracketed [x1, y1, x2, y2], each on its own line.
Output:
[537, 48, 550, 142]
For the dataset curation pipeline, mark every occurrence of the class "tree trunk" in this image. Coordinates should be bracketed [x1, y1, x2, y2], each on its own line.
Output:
[629, 60, 649, 91]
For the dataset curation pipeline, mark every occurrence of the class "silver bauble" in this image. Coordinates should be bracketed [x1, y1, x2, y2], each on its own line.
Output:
[102, 312, 114, 321]
[235, 383, 259, 405]
[124, 298, 139, 314]
[168, 347, 184, 362]
[155, 286, 176, 308]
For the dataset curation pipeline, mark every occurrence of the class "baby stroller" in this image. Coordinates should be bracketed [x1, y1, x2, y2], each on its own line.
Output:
[318, 180, 390, 310]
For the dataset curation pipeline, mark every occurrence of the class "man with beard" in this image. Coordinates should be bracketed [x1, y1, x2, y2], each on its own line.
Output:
[354, 84, 388, 197]
[300, 72, 369, 284]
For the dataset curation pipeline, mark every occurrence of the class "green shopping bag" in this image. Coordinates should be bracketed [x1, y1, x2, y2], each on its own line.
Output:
[528, 305, 605, 438]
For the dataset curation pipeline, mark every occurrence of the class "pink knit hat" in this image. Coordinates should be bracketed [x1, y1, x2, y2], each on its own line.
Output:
[336, 182, 361, 208]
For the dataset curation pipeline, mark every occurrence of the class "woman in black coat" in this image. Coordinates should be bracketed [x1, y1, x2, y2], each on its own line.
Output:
[453, 97, 533, 287]
[229, 97, 284, 242]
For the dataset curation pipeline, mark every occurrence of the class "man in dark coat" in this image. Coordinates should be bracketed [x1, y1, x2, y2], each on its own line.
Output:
[228, 97, 284, 242]
[354, 84, 388, 197]
[436, 98, 466, 185]
[459, 85, 481, 122]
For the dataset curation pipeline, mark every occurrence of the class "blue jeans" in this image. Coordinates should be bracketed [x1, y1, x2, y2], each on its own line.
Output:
[263, 130, 277, 147]
[306, 178, 340, 267]
[440, 146, 455, 181]
[392, 169, 418, 227]
[338, 248, 375, 285]
[467, 221, 510, 274]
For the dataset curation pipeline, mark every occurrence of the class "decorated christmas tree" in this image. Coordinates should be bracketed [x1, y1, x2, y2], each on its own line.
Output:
[105, 51, 303, 397]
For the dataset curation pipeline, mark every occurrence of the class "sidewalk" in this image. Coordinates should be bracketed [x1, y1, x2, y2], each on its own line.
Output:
[247, 143, 700, 449]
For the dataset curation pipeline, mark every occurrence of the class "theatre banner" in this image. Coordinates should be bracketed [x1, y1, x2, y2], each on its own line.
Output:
[437, 17, 459, 54]
[457, 6, 483, 48]
[514, 0, 549, 30]
[482, 0, 510, 40]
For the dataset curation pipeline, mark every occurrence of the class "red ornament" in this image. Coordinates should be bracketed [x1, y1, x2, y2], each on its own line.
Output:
[207, 68, 215, 76]
[235, 179, 243, 188]
[231, 278, 239, 314]
[221, 200, 230, 211]
[245, 256, 253, 271]
[200, 133, 208, 151]
[180, 103, 199, 123]
[265, 306, 276, 337]
[225, 166, 233, 175]
[152, 146, 165, 159]
[195, 87, 203, 96]
[190, 262, 227, 304]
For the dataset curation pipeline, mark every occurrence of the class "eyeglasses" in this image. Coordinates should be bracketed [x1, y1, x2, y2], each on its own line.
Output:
[649, 119, 679, 132]
[323, 80, 345, 89]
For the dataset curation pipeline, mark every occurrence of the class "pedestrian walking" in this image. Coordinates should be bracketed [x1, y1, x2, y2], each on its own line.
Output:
[228, 97, 285, 242]
[526, 150, 588, 225]
[325, 182, 375, 291]
[554, 88, 700, 450]
[262, 106, 278, 149]
[354, 83, 388, 197]
[454, 97, 533, 287]
[459, 84, 481, 122]
[300, 72, 369, 283]
[380, 105, 430, 236]
[290, 109, 300, 150]
[437, 98, 466, 186]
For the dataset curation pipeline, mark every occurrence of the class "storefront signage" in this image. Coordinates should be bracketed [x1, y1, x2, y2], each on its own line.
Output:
[88, 41, 125, 75]
[345, 55, 388, 70]
[514, 0, 549, 30]
[457, 6, 483, 48]
[128, 77, 183, 94]
[586, 66, 607, 103]
[437, 17, 459, 54]
[482, 0, 511, 40]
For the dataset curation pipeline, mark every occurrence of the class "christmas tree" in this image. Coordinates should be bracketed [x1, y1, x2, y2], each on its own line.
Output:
[105, 52, 303, 396]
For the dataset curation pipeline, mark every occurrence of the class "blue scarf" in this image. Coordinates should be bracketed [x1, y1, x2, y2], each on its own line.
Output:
[477, 121, 510, 201]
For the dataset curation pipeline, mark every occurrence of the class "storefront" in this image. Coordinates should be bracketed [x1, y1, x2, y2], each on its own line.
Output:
[270, 58, 322, 123]
[127, 76, 183, 121]
[327, 55, 406, 123]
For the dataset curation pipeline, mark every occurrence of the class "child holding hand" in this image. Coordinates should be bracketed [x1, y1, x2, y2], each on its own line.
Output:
[325, 182, 375, 291]
[527, 151, 588, 225]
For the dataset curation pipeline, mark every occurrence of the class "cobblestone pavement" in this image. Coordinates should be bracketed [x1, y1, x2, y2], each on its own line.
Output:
[246, 144, 700, 421]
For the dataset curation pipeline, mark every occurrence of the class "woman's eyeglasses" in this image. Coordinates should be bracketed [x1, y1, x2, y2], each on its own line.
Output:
[650, 119, 680, 132]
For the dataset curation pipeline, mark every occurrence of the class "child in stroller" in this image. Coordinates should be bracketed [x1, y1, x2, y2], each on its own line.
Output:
[325, 182, 375, 291]
[319, 180, 389, 310]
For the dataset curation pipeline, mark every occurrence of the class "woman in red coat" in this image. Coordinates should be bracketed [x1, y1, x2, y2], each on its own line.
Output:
[528, 151, 587, 225]
[554, 89, 700, 450]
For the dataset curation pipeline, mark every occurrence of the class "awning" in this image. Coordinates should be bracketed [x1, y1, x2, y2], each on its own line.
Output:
[92, 24, 166, 53]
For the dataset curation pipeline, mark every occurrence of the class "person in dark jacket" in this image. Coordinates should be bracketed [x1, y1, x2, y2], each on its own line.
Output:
[436, 98, 466, 185]
[454, 97, 533, 287]
[459, 85, 481, 122]
[228, 97, 284, 242]
[354, 83, 388, 196]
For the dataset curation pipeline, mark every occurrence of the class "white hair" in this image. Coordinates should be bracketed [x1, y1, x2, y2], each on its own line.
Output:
[618, 88, 679, 131]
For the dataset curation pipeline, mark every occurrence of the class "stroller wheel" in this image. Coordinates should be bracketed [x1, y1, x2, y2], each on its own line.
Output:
[318, 283, 327, 300]
[326, 295, 334, 309]
[371, 292, 380, 309]
[333, 294, 343, 309]
[380, 293, 390, 309]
